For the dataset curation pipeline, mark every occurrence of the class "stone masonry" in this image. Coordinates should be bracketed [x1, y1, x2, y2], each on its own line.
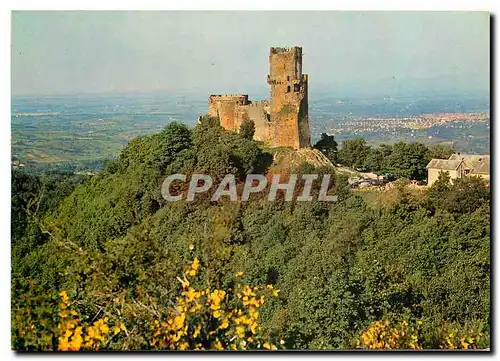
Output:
[207, 46, 311, 149]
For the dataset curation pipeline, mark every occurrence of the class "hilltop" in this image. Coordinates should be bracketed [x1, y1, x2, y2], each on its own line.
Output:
[266, 147, 334, 173]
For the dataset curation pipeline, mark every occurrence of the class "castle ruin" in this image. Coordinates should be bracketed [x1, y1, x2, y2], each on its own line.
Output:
[207, 46, 311, 149]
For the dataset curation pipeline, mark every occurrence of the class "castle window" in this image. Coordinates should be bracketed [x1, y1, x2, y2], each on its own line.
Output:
[294, 84, 300, 92]
[287, 76, 290, 81]
[286, 85, 291, 93]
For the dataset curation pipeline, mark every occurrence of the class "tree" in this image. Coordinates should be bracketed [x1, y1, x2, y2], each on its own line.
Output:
[239, 119, 255, 140]
[383, 142, 431, 180]
[427, 171, 452, 210]
[363, 144, 393, 174]
[364, 149, 384, 173]
[192, 118, 265, 181]
[313, 133, 339, 164]
[442, 176, 490, 214]
[338, 138, 371, 169]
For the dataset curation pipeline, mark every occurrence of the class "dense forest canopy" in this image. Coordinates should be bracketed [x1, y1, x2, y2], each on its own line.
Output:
[11, 118, 490, 350]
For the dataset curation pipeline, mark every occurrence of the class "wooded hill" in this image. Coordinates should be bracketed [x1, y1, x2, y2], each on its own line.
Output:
[11, 117, 490, 350]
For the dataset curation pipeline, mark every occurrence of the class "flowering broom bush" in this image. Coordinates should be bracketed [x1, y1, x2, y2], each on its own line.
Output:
[357, 319, 488, 350]
[357, 320, 422, 350]
[12, 281, 125, 351]
[12, 256, 280, 351]
[149, 257, 280, 350]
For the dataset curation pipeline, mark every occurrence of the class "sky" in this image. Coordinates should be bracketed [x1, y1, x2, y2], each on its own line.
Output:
[11, 11, 490, 97]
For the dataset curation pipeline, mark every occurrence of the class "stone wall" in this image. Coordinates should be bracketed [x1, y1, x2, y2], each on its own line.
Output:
[208, 95, 249, 131]
[241, 101, 271, 143]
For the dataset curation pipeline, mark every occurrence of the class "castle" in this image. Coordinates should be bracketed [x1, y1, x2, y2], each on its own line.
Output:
[207, 46, 311, 149]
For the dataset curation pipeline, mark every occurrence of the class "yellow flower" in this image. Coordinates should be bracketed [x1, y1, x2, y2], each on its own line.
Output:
[100, 324, 109, 334]
[184, 287, 197, 302]
[58, 340, 71, 351]
[171, 332, 182, 342]
[263, 342, 271, 349]
[219, 319, 229, 330]
[213, 339, 223, 350]
[242, 286, 254, 297]
[236, 271, 244, 277]
[192, 257, 200, 271]
[236, 326, 245, 338]
[193, 325, 201, 338]
[250, 323, 257, 334]
[59, 291, 69, 302]
[172, 314, 186, 331]
[213, 309, 222, 318]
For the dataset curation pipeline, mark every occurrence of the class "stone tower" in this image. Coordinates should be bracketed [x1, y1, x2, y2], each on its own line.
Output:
[267, 46, 311, 149]
[207, 46, 311, 149]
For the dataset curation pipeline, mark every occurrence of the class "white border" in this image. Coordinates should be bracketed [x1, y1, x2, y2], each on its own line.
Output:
[4, 0, 500, 11]
[2, 1, 497, 360]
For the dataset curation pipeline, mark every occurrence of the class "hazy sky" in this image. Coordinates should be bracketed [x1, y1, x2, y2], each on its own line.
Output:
[11, 11, 490, 97]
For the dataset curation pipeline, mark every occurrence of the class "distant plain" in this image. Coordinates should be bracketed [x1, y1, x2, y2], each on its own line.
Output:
[11, 91, 490, 172]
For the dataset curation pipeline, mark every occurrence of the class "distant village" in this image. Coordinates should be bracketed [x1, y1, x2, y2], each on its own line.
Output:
[326, 112, 489, 136]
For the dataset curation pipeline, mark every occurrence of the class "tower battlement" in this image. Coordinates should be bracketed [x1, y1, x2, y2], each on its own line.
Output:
[270, 46, 301, 54]
[209, 94, 248, 102]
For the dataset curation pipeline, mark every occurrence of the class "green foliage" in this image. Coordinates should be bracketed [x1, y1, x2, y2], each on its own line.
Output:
[428, 144, 455, 160]
[11, 170, 86, 288]
[12, 280, 60, 351]
[363, 144, 393, 175]
[239, 118, 256, 140]
[118, 121, 193, 172]
[439, 176, 490, 214]
[313, 133, 338, 164]
[191, 115, 268, 182]
[383, 142, 431, 180]
[338, 138, 371, 169]
[338, 140, 445, 181]
[11, 123, 490, 350]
